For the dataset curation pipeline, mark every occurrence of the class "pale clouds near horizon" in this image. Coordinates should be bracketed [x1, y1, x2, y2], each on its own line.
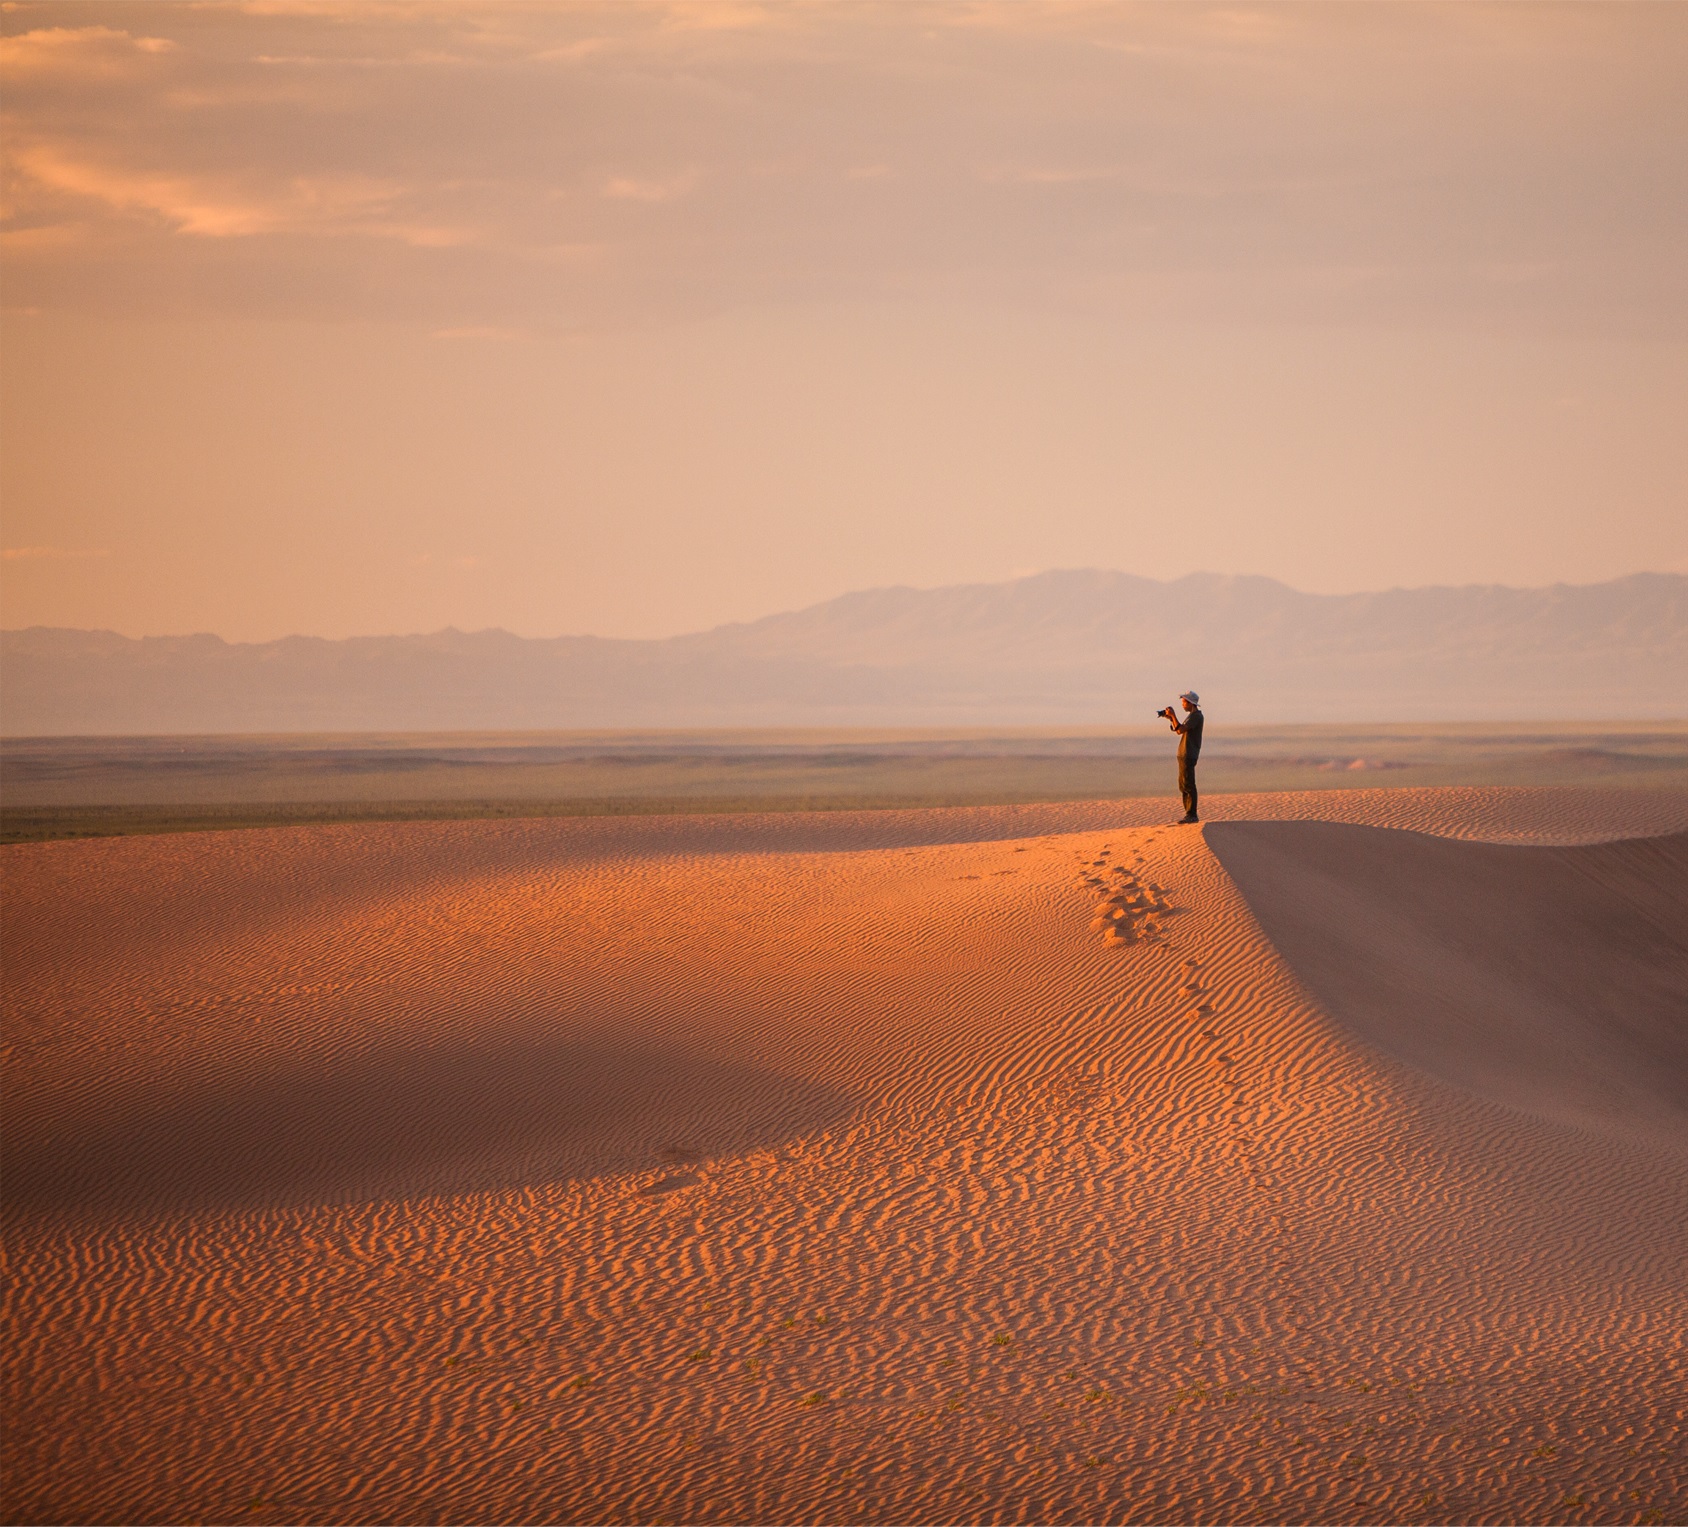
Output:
[3, 2, 1686, 641]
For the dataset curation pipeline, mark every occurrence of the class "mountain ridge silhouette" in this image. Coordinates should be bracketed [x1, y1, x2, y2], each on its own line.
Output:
[5, 570, 1683, 732]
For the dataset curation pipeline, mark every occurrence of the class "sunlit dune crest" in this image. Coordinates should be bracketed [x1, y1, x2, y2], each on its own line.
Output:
[4, 785, 1685, 1523]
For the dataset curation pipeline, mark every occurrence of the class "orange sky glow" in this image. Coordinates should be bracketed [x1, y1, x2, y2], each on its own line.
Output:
[2, 1, 1685, 641]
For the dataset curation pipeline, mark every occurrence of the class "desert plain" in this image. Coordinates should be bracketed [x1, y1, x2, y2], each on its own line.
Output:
[3, 782, 1686, 1524]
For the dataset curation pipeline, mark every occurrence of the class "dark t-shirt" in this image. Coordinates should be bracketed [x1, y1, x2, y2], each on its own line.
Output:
[1177, 707, 1203, 762]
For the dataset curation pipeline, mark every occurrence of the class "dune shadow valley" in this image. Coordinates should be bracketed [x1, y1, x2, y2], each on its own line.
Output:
[4, 783, 1687, 1526]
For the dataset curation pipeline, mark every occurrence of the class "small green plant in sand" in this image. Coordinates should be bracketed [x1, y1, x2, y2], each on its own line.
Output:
[688, 1349, 711, 1362]
[799, 1392, 827, 1407]
[992, 1333, 1013, 1348]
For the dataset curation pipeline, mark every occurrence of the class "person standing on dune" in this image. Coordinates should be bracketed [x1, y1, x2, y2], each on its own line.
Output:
[1159, 691, 1204, 824]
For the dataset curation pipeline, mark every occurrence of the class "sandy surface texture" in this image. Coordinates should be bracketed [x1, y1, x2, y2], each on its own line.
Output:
[4, 787, 1686, 1525]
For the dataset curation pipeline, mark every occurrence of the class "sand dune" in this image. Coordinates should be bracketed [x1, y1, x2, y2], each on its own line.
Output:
[1205, 824, 1688, 1143]
[4, 786, 1686, 1524]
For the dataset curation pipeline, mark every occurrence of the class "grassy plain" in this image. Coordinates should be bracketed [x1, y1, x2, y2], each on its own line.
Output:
[3, 721, 1685, 843]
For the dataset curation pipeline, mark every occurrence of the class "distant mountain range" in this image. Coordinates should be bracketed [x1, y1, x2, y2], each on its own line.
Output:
[3, 571, 1684, 734]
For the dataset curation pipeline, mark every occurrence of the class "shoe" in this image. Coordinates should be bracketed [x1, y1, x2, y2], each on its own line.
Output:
[1177, 814, 1199, 824]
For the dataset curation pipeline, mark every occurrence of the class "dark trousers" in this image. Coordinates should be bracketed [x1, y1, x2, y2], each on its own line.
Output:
[1179, 756, 1198, 819]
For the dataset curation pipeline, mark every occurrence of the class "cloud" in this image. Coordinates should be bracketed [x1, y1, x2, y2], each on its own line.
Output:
[659, 2, 775, 32]
[1, 2, 1682, 335]
[601, 175, 695, 204]
[409, 553, 486, 570]
[430, 325, 525, 340]
[2, 546, 111, 561]
[979, 164, 1124, 186]
[11, 143, 298, 236]
[0, 25, 177, 79]
[532, 37, 614, 63]
[9, 145, 476, 246]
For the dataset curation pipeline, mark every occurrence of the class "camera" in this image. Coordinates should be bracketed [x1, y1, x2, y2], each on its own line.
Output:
[1157, 706, 1175, 720]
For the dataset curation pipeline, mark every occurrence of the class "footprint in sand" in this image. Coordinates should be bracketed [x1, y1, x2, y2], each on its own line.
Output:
[639, 1145, 705, 1195]
[1083, 847, 1181, 947]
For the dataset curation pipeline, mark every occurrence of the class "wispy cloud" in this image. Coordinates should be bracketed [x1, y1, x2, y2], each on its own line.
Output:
[0, 1, 1680, 334]
[0, 25, 176, 79]
[2, 546, 112, 562]
[659, 3, 775, 33]
[601, 174, 695, 204]
[10, 145, 476, 246]
[12, 143, 307, 237]
[430, 326, 525, 340]
[979, 164, 1124, 186]
[410, 553, 486, 570]
[531, 37, 614, 64]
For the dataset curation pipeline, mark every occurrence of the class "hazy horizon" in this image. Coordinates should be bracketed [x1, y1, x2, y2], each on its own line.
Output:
[8, 570, 1681, 735]
[5, 565, 1684, 645]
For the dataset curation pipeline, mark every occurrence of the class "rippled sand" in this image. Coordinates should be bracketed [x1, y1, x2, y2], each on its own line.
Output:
[4, 786, 1686, 1525]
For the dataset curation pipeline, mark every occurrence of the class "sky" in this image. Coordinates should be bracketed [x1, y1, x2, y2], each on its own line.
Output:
[2, 0, 1685, 643]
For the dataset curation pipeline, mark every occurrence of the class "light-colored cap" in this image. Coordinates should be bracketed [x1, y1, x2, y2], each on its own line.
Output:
[1180, 691, 1200, 705]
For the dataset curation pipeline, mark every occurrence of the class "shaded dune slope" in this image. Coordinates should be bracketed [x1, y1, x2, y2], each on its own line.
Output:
[1206, 823, 1688, 1142]
[5, 1035, 854, 1217]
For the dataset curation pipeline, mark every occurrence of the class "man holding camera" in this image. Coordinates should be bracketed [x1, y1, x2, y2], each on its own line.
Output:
[1159, 691, 1204, 824]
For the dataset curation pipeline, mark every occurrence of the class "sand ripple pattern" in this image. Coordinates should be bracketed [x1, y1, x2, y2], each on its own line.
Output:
[4, 787, 1685, 1524]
